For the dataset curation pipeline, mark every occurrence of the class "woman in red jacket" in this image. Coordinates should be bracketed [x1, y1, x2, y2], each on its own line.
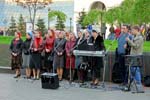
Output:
[65, 32, 76, 81]
[30, 30, 43, 80]
[43, 30, 55, 72]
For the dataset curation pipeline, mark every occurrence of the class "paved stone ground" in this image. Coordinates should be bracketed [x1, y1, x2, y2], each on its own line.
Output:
[0, 73, 150, 100]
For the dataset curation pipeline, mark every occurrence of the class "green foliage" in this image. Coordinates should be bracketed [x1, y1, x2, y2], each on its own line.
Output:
[82, 9, 103, 26]
[55, 17, 66, 31]
[104, 0, 150, 25]
[104, 7, 122, 24]
[48, 10, 67, 30]
[17, 14, 26, 36]
[8, 16, 17, 36]
[48, 10, 67, 21]
[77, 9, 87, 29]
[36, 18, 46, 36]
[119, 0, 135, 24]
[132, 0, 150, 24]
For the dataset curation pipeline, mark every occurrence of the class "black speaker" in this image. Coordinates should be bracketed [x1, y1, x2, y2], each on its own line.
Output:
[41, 73, 59, 89]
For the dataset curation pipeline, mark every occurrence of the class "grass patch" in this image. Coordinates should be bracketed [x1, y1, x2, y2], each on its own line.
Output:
[0, 36, 25, 44]
[0, 36, 150, 52]
[104, 40, 150, 52]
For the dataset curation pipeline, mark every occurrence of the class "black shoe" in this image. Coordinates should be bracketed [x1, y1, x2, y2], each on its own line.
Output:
[120, 82, 127, 86]
[27, 77, 31, 79]
[90, 82, 94, 85]
[14, 74, 21, 78]
[94, 83, 99, 86]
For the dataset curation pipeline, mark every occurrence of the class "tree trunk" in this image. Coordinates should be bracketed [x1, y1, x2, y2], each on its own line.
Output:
[28, 5, 34, 30]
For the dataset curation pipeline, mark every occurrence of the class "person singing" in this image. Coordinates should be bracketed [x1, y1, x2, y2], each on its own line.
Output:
[65, 32, 76, 81]
[10, 31, 23, 78]
[22, 31, 33, 79]
[75, 31, 84, 83]
[30, 30, 43, 80]
[91, 30, 105, 85]
[53, 31, 66, 81]
[117, 24, 132, 84]
[43, 30, 55, 72]
[126, 26, 144, 91]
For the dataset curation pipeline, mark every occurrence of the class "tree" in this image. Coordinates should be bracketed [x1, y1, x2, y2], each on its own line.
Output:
[104, 0, 135, 24]
[36, 18, 46, 36]
[119, 0, 135, 24]
[104, 0, 150, 25]
[132, 0, 150, 24]
[104, 7, 122, 24]
[77, 9, 87, 29]
[55, 16, 65, 31]
[14, 0, 52, 30]
[82, 9, 104, 26]
[18, 14, 26, 36]
[9, 16, 17, 36]
[48, 10, 67, 30]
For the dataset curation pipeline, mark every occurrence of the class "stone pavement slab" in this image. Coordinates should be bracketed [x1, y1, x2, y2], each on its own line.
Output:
[0, 73, 150, 100]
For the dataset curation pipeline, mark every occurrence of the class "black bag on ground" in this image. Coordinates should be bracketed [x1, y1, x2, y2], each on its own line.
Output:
[144, 76, 150, 87]
[112, 62, 124, 83]
[41, 73, 59, 89]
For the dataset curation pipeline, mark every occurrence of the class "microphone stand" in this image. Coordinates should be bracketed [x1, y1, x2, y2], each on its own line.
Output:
[69, 39, 73, 85]
[99, 39, 116, 90]
[68, 38, 87, 87]
[63, 39, 79, 89]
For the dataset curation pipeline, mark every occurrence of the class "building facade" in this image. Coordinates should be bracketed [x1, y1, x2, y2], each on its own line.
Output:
[0, 0, 73, 31]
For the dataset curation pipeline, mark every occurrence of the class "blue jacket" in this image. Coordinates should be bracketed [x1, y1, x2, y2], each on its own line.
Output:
[117, 33, 132, 54]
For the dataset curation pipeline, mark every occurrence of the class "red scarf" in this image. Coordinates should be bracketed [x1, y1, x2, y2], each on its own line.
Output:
[45, 36, 54, 49]
[34, 37, 43, 49]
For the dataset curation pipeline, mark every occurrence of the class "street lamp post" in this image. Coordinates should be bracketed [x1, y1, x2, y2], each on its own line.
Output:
[48, 8, 51, 30]
[69, 17, 72, 32]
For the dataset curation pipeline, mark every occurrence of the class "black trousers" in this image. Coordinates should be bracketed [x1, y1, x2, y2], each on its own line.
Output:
[92, 57, 103, 79]
[118, 54, 127, 83]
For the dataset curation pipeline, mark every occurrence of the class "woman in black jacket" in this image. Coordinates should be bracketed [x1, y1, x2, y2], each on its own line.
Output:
[91, 30, 105, 85]
[10, 31, 23, 78]
[53, 31, 66, 81]
[22, 32, 33, 79]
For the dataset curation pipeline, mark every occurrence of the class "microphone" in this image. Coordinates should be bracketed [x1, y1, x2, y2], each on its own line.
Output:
[69, 37, 86, 53]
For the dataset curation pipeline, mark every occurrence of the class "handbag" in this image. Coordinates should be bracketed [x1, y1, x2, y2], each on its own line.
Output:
[47, 51, 54, 62]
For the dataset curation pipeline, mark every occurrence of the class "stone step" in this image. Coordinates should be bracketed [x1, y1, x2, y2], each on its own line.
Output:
[0, 66, 14, 74]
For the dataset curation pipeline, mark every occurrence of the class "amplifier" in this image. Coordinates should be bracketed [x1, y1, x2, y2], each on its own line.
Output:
[41, 73, 59, 89]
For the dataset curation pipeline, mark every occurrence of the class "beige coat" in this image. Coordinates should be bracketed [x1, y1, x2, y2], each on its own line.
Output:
[127, 33, 144, 66]
[127, 33, 144, 55]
